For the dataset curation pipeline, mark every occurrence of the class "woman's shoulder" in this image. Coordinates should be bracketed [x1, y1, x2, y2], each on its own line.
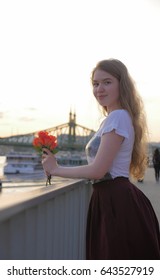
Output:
[105, 109, 131, 124]
[98, 109, 132, 130]
[109, 109, 130, 118]
[98, 109, 133, 138]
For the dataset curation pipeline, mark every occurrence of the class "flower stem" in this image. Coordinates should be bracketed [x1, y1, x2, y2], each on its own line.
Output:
[46, 175, 52, 186]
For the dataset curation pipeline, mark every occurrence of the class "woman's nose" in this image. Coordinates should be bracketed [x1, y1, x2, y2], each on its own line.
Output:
[97, 83, 105, 92]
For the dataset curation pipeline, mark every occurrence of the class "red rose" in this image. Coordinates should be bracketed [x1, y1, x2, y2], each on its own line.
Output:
[33, 131, 58, 154]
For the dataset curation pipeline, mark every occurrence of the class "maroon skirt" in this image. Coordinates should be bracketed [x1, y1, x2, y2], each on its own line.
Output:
[86, 177, 160, 259]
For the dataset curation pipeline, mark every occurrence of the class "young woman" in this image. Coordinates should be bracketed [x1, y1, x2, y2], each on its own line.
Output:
[42, 59, 160, 259]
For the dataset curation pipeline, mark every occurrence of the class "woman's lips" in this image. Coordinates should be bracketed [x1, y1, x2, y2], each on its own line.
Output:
[97, 95, 108, 100]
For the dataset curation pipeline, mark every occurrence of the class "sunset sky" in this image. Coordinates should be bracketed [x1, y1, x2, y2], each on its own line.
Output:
[0, 0, 160, 142]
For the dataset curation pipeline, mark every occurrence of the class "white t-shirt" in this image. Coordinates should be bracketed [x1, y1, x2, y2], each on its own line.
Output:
[85, 109, 135, 179]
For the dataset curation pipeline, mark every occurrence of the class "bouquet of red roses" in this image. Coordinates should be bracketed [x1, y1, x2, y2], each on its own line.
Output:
[33, 131, 58, 154]
[33, 131, 58, 185]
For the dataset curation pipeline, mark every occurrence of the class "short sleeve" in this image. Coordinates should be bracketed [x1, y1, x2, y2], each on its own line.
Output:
[100, 110, 131, 139]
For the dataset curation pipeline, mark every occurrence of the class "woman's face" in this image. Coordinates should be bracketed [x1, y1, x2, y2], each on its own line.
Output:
[92, 69, 121, 113]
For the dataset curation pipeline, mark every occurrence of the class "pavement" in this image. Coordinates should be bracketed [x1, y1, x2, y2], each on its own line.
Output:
[135, 167, 160, 224]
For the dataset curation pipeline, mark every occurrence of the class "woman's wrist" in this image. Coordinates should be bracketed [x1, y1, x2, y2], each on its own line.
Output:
[51, 164, 59, 176]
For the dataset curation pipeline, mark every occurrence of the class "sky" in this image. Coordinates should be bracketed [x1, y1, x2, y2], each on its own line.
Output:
[0, 0, 160, 142]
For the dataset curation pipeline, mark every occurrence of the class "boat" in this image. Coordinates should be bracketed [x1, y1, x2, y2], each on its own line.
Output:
[3, 150, 88, 175]
[56, 151, 88, 166]
[3, 152, 43, 174]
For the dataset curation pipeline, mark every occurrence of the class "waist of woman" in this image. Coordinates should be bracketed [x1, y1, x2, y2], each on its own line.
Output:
[90, 173, 128, 185]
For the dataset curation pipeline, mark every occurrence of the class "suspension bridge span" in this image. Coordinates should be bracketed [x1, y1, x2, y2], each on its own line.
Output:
[0, 112, 95, 152]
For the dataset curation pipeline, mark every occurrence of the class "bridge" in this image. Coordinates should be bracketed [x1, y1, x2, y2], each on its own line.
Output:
[0, 111, 95, 152]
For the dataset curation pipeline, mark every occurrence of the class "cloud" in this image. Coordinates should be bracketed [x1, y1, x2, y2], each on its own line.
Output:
[0, 112, 4, 118]
[0, 111, 8, 119]
[25, 107, 37, 112]
[19, 116, 35, 122]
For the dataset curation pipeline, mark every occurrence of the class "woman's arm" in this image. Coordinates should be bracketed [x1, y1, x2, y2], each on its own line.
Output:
[42, 130, 124, 180]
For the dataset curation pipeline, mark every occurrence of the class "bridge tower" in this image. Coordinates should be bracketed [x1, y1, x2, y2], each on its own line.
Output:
[68, 109, 76, 146]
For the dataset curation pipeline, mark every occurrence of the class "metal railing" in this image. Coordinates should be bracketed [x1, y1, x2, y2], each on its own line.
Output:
[0, 179, 92, 260]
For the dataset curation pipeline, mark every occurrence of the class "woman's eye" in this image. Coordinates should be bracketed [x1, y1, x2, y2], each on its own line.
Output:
[104, 80, 111, 85]
[93, 82, 99, 87]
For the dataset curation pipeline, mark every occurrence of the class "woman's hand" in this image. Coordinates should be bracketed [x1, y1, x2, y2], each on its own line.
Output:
[41, 147, 58, 177]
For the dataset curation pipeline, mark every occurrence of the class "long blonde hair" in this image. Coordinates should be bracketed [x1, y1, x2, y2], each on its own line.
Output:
[91, 59, 148, 180]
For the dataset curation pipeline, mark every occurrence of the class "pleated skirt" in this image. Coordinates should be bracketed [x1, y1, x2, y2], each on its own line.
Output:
[86, 177, 160, 259]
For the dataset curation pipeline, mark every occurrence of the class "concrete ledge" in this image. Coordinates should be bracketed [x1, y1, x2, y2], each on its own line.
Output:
[0, 179, 89, 222]
[0, 179, 92, 259]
